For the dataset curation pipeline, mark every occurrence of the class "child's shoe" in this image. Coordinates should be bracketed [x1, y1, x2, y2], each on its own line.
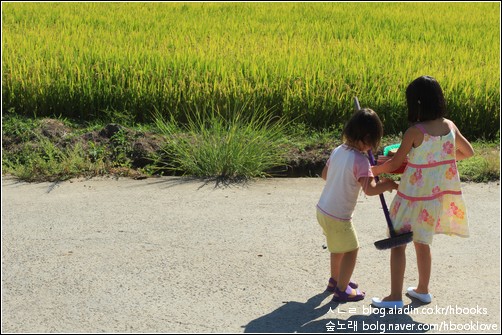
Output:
[326, 278, 358, 292]
[371, 297, 404, 309]
[407, 287, 432, 303]
[332, 285, 365, 302]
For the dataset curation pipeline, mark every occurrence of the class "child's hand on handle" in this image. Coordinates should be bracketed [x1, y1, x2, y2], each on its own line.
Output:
[359, 176, 398, 196]
[378, 177, 399, 192]
[371, 164, 383, 176]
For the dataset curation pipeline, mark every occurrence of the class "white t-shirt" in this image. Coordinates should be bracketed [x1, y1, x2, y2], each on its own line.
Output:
[317, 144, 374, 221]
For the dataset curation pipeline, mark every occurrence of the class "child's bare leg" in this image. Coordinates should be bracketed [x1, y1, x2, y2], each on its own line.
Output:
[414, 242, 431, 294]
[330, 253, 343, 281]
[336, 248, 358, 290]
[385, 245, 406, 301]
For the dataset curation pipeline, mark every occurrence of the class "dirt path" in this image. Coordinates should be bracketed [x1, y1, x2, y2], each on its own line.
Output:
[2, 176, 500, 333]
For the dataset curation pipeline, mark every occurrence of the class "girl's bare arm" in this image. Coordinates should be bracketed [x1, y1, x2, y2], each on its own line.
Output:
[372, 126, 420, 176]
[359, 177, 398, 196]
[452, 123, 474, 160]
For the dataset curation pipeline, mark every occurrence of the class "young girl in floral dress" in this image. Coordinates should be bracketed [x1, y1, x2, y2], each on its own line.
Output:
[371, 76, 474, 308]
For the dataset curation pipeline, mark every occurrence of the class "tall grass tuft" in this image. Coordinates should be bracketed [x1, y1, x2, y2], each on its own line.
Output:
[154, 104, 290, 180]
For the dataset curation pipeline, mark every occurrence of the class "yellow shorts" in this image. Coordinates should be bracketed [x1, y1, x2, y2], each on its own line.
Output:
[317, 209, 359, 253]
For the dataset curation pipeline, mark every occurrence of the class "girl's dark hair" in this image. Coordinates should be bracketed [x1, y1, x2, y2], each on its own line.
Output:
[343, 108, 383, 150]
[406, 75, 447, 123]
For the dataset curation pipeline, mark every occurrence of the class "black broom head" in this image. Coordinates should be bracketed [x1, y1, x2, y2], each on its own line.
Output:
[374, 232, 413, 250]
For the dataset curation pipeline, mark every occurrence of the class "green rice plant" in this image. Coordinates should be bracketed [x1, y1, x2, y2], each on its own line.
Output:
[2, 2, 500, 139]
[154, 104, 290, 180]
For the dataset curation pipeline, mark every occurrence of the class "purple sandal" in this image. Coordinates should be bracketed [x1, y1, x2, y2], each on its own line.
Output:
[332, 285, 365, 302]
[326, 278, 358, 292]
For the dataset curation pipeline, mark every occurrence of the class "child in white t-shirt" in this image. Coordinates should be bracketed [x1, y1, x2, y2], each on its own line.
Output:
[317, 108, 398, 302]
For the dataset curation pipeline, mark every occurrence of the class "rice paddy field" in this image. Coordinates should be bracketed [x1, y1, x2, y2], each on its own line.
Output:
[2, 2, 500, 140]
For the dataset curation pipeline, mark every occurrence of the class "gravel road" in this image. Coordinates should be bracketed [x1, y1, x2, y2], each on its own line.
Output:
[1, 176, 500, 333]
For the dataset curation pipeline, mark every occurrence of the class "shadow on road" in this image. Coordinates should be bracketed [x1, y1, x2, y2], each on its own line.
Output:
[124, 175, 254, 190]
[243, 292, 429, 333]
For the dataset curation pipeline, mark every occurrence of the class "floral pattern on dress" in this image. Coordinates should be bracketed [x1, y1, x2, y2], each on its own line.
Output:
[448, 202, 464, 219]
[390, 199, 401, 217]
[386, 123, 469, 245]
[409, 169, 423, 187]
[443, 141, 454, 155]
[435, 218, 442, 232]
[418, 209, 435, 226]
[445, 163, 457, 180]
[432, 186, 441, 195]
[427, 153, 436, 163]
[399, 220, 412, 234]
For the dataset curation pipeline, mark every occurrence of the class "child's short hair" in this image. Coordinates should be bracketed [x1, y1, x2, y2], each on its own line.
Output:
[343, 108, 383, 150]
[406, 75, 447, 123]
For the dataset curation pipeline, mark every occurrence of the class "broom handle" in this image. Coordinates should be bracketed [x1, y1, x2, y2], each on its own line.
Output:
[353, 97, 397, 237]
[367, 150, 397, 237]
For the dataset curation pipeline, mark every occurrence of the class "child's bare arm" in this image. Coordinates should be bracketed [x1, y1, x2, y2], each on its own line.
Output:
[372, 127, 419, 176]
[359, 177, 398, 196]
[452, 123, 474, 160]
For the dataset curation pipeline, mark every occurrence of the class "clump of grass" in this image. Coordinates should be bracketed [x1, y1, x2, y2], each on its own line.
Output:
[2, 133, 107, 182]
[153, 105, 290, 181]
[1, 114, 142, 181]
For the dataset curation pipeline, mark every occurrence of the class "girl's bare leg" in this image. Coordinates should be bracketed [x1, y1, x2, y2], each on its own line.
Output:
[384, 245, 407, 301]
[414, 242, 431, 294]
[336, 248, 358, 291]
[330, 253, 343, 282]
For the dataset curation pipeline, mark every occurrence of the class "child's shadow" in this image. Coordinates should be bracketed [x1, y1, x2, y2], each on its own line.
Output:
[242, 291, 332, 333]
[243, 293, 428, 333]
